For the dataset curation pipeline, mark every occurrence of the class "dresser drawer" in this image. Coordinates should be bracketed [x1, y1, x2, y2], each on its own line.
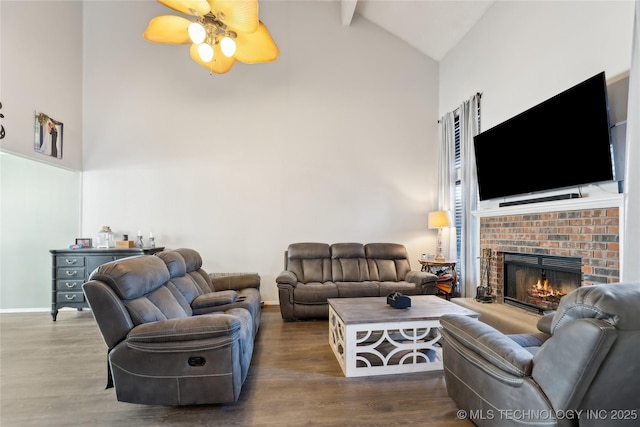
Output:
[56, 292, 85, 303]
[56, 280, 85, 291]
[56, 256, 85, 267]
[56, 267, 85, 279]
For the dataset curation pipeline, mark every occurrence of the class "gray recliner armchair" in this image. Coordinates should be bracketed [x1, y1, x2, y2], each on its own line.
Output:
[82, 249, 261, 406]
[440, 282, 640, 427]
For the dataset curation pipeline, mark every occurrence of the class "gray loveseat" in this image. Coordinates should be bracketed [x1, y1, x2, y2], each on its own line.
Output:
[440, 282, 640, 427]
[82, 248, 261, 406]
[276, 242, 438, 321]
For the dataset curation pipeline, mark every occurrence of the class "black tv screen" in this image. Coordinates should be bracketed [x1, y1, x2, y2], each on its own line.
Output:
[473, 72, 614, 201]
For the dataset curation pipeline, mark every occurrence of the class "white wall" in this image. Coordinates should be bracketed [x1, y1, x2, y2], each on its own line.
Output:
[0, 1, 83, 310]
[81, 1, 440, 304]
[0, 153, 81, 309]
[439, 0, 636, 293]
[0, 0, 83, 170]
[440, 1, 634, 127]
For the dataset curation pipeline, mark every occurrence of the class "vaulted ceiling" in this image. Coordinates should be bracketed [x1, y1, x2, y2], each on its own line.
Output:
[341, 0, 495, 61]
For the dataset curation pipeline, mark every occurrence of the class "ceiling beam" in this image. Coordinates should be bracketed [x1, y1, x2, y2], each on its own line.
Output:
[341, 0, 357, 26]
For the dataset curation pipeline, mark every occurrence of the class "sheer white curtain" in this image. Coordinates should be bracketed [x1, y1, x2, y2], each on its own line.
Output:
[438, 111, 456, 262]
[438, 94, 481, 297]
[622, 0, 640, 281]
[458, 96, 481, 297]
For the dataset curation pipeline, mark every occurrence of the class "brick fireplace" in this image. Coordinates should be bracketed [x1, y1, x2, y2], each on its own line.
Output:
[478, 206, 620, 303]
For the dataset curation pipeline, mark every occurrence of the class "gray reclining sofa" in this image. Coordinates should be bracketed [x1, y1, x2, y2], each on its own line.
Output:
[82, 248, 261, 406]
[276, 242, 438, 320]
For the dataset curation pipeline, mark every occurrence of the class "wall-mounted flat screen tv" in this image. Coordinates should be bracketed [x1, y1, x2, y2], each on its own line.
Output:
[473, 72, 614, 201]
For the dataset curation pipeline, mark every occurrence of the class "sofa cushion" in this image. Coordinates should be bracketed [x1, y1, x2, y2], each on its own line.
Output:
[331, 243, 368, 282]
[365, 243, 411, 281]
[174, 248, 214, 292]
[123, 284, 190, 325]
[377, 281, 422, 296]
[293, 282, 338, 304]
[287, 243, 332, 283]
[335, 281, 379, 298]
[157, 249, 215, 305]
[91, 255, 170, 300]
[331, 243, 365, 258]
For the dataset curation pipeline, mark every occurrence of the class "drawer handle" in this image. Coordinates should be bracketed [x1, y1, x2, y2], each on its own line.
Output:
[65, 283, 76, 288]
[65, 294, 77, 300]
[65, 271, 78, 276]
[65, 259, 78, 265]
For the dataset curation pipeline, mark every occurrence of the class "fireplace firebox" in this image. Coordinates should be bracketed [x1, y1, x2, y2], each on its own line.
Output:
[503, 253, 582, 314]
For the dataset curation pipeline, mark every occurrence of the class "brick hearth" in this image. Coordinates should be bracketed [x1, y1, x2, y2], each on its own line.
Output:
[479, 208, 620, 302]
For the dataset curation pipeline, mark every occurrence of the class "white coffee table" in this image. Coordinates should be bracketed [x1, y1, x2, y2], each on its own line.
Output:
[328, 295, 479, 377]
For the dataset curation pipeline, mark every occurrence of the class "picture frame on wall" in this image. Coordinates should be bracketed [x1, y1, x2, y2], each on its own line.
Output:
[75, 238, 92, 248]
[34, 111, 63, 159]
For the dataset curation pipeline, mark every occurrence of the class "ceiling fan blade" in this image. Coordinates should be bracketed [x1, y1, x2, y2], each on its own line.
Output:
[234, 21, 279, 64]
[158, 0, 211, 16]
[209, 0, 259, 34]
[189, 43, 237, 73]
[143, 15, 192, 44]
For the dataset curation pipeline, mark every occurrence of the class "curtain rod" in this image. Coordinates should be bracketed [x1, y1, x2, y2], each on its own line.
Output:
[438, 92, 482, 123]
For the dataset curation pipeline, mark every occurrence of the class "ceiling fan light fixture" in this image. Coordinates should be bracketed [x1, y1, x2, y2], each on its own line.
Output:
[220, 35, 236, 57]
[144, 0, 279, 74]
[198, 43, 214, 62]
[188, 22, 206, 44]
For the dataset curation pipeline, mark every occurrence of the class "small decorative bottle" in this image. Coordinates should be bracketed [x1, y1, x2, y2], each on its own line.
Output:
[135, 230, 144, 248]
[149, 232, 156, 248]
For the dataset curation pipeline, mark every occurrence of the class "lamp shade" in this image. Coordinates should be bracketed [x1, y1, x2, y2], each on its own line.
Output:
[428, 210, 453, 229]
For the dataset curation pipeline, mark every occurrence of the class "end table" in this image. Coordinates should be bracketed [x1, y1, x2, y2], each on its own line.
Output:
[419, 259, 457, 300]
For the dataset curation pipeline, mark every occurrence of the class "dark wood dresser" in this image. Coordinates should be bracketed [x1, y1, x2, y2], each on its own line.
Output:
[49, 247, 164, 320]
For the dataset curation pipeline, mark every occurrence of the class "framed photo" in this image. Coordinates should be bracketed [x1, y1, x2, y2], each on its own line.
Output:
[75, 238, 92, 248]
[34, 111, 63, 159]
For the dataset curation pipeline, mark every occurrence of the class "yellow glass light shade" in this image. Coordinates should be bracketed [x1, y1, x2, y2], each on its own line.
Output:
[428, 210, 453, 229]
[143, 15, 192, 44]
[209, 0, 259, 34]
[234, 21, 279, 64]
[145, 0, 278, 74]
[190, 43, 236, 74]
[158, 0, 210, 16]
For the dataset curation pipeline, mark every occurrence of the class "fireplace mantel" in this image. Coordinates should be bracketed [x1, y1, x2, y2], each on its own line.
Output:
[472, 193, 624, 218]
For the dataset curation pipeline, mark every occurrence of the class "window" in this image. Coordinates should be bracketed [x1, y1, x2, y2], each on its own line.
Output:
[453, 115, 462, 288]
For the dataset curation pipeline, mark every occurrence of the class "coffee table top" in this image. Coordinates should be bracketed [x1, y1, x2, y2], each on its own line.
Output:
[328, 295, 479, 324]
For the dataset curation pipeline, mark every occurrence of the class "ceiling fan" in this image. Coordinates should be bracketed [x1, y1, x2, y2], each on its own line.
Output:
[143, 0, 279, 74]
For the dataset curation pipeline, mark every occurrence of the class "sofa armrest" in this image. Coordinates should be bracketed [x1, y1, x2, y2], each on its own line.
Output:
[405, 270, 437, 294]
[126, 313, 241, 349]
[210, 273, 260, 291]
[405, 270, 437, 285]
[440, 314, 535, 377]
[192, 290, 238, 311]
[276, 271, 298, 288]
[536, 312, 555, 334]
[532, 318, 617, 409]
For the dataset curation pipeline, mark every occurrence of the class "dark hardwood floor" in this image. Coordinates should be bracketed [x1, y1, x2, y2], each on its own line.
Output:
[0, 306, 472, 426]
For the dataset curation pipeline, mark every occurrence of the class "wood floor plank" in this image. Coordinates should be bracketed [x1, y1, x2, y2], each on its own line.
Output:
[0, 306, 471, 426]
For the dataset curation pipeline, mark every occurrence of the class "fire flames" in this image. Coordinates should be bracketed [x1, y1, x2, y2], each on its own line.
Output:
[527, 278, 567, 309]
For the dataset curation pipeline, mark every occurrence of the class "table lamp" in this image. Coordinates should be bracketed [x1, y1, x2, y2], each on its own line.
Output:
[428, 210, 453, 262]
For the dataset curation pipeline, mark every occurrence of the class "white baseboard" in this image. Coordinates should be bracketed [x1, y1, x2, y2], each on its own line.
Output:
[0, 307, 50, 314]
